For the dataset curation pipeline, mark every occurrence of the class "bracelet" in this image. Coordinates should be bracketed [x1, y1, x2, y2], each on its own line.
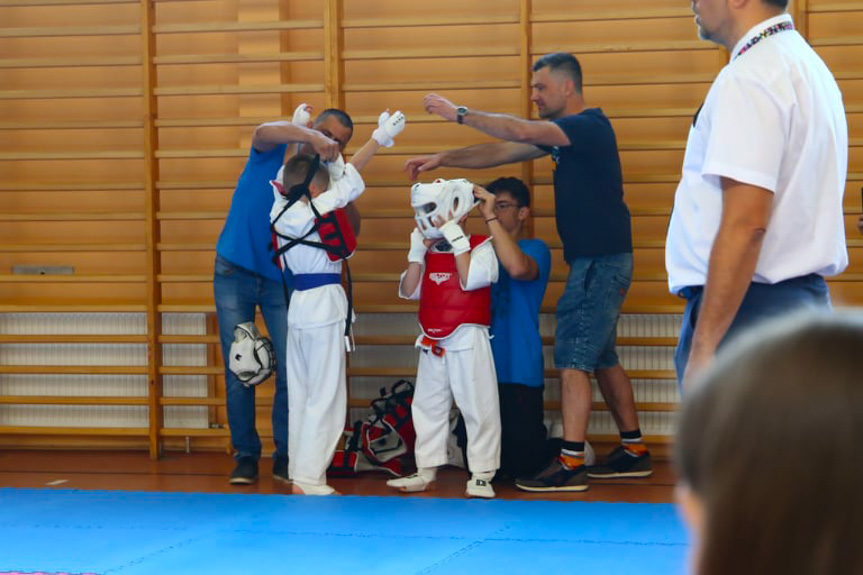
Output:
[485, 217, 499, 224]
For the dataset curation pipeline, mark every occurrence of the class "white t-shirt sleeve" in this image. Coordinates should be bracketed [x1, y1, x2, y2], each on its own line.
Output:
[309, 163, 366, 215]
[702, 73, 787, 193]
[462, 240, 499, 291]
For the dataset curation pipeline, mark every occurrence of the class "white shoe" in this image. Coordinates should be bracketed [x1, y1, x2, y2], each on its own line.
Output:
[386, 469, 435, 493]
[466, 472, 495, 499]
[291, 480, 337, 496]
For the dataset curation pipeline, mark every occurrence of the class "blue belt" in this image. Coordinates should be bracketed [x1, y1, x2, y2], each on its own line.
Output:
[293, 273, 341, 291]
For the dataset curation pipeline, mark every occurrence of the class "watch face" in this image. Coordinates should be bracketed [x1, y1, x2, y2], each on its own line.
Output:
[457, 106, 467, 114]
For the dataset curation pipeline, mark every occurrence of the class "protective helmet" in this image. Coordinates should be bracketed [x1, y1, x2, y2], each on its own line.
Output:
[228, 322, 275, 387]
[410, 178, 478, 239]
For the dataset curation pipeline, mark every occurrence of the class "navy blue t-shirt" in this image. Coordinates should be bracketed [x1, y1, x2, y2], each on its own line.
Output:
[539, 108, 632, 261]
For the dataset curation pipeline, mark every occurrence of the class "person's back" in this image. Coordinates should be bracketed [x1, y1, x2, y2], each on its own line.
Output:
[675, 313, 863, 575]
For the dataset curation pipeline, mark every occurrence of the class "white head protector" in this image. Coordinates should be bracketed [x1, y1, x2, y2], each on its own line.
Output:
[410, 178, 478, 239]
[228, 322, 275, 387]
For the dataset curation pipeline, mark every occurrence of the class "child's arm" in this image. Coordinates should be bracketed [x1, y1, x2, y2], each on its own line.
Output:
[439, 219, 498, 291]
[398, 228, 429, 299]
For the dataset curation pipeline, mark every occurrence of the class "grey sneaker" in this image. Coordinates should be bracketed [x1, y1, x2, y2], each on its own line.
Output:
[515, 458, 588, 493]
[229, 456, 258, 485]
[587, 446, 653, 479]
[272, 456, 289, 484]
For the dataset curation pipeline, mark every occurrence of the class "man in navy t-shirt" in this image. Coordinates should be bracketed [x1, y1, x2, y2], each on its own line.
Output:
[406, 53, 652, 492]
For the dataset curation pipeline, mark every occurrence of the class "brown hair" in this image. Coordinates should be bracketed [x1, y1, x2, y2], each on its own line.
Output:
[281, 154, 329, 197]
[675, 313, 863, 575]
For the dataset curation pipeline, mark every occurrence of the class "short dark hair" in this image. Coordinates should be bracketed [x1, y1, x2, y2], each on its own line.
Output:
[315, 108, 354, 133]
[281, 154, 329, 196]
[676, 313, 863, 575]
[486, 177, 531, 209]
[532, 52, 583, 93]
[763, 0, 789, 9]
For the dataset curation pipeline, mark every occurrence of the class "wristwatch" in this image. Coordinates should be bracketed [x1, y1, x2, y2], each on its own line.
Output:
[456, 106, 468, 124]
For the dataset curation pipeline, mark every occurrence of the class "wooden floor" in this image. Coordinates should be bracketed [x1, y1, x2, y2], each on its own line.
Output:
[0, 449, 676, 503]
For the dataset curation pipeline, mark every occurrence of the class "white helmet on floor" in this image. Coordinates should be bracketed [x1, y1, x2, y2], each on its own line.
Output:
[228, 322, 275, 387]
[410, 178, 478, 239]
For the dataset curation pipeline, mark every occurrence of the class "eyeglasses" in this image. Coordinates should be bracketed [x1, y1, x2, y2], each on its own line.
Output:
[493, 201, 521, 211]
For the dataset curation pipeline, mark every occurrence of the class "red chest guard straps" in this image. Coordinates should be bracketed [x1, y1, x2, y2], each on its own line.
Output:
[418, 235, 492, 339]
[316, 208, 357, 262]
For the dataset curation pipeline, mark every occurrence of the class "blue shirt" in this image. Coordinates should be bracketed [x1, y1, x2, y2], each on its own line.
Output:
[490, 238, 551, 388]
[216, 144, 292, 284]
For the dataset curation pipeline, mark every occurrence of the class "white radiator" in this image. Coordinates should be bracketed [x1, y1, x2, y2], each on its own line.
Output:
[0, 313, 209, 429]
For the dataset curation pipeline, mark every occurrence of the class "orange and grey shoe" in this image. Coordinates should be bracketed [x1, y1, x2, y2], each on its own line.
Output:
[587, 446, 653, 479]
[515, 458, 588, 493]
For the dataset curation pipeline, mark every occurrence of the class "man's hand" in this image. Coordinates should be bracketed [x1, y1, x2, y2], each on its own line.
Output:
[372, 110, 406, 148]
[473, 185, 496, 221]
[405, 154, 443, 181]
[423, 93, 458, 122]
[310, 130, 340, 162]
[292, 103, 312, 127]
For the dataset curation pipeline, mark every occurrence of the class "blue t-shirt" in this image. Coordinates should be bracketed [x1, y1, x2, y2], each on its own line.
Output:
[490, 238, 551, 388]
[216, 144, 292, 284]
[539, 108, 632, 261]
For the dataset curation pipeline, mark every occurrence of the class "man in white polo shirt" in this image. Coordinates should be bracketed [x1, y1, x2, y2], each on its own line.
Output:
[666, 0, 848, 390]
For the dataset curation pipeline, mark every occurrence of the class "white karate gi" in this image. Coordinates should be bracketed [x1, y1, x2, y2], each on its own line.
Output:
[270, 165, 364, 488]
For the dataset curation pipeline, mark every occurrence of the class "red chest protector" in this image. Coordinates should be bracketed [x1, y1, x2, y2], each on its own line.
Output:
[316, 208, 357, 262]
[418, 235, 492, 340]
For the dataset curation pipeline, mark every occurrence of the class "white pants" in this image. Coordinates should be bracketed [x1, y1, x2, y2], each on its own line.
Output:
[286, 321, 346, 486]
[412, 329, 501, 473]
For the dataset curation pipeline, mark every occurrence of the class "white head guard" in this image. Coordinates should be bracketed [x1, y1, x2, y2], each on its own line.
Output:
[228, 322, 275, 387]
[410, 178, 478, 239]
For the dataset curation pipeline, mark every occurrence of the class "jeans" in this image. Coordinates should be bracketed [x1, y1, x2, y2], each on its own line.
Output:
[214, 255, 289, 460]
[553, 253, 633, 372]
[675, 273, 831, 386]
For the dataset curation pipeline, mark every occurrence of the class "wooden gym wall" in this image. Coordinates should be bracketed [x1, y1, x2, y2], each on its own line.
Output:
[0, 0, 860, 456]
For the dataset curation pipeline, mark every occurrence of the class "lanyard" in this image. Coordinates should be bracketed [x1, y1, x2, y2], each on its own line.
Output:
[735, 21, 794, 59]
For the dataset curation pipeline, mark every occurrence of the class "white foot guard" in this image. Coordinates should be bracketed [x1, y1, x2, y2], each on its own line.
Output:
[291, 480, 337, 496]
[466, 471, 495, 499]
[386, 468, 436, 493]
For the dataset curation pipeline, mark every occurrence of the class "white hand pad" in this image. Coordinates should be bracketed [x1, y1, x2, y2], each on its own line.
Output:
[372, 110, 406, 147]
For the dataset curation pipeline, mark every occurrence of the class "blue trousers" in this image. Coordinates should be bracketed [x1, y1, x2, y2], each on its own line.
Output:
[214, 255, 289, 460]
[675, 274, 831, 386]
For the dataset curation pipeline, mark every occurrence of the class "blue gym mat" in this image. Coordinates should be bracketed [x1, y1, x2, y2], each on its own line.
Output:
[0, 488, 689, 574]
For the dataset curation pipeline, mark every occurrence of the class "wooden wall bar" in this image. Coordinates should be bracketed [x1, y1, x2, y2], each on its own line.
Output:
[0, 0, 860, 454]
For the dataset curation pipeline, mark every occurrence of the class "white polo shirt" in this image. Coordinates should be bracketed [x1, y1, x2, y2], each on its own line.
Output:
[665, 14, 848, 295]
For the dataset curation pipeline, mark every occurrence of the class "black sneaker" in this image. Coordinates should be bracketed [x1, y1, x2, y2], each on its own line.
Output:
[272, 456, 289, 484]
[229, 457, 258, 485]
[515, 458, 588, 493]
[587, 446, 653, 479]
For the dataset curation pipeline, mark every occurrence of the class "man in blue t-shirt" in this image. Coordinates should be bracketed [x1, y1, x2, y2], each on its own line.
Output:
[215, 107, 357, 485]
[406, 53, 651, 492]
[474, 177, 553, 479]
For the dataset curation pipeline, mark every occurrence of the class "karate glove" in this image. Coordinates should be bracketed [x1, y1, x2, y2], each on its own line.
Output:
[408, 228, 428, 264]
[372, 110, 406, 148]
[326, 153, 346, 182]
[439, 220, 470, 256]
[291, 103, 311, 126]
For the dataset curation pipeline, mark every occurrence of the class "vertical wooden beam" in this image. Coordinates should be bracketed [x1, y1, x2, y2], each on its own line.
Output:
[324, 0, 344, 110]
[793, 0, 809, 39]
[519, 0, 535, 238]
[140, 0, 163, 459]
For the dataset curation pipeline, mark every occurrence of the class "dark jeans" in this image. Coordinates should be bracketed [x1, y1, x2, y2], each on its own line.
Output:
[675, 274, 831, 387]
[214, 255, 289, 460]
